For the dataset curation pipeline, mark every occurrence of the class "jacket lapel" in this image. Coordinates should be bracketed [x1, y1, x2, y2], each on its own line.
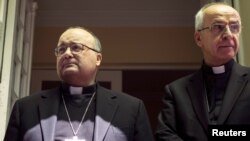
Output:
[187, 70, 209, 132]
[217, 63, 249, 124]
[94, 86, 118, 141]
[39, 88, 60, 141]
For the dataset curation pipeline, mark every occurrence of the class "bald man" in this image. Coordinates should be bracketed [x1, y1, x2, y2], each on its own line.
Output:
[4, 27, 154, 141]
[156, 3, 250, 141]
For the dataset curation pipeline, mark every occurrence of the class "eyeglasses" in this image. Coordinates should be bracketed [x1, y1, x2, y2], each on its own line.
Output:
[198, 22, 241, 35]
[55, 43, 100, 56]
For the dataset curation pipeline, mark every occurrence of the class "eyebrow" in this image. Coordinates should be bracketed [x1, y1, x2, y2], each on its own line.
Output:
[211, 20, 240, 24]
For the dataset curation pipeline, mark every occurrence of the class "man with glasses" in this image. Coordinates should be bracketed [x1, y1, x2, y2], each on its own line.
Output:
[4, 27, 154, 141]
[155, 2, 250, 141]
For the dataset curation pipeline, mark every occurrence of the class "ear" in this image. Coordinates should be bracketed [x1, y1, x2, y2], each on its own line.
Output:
[194, 31, 202, 48]
[96, 53, 102, 66]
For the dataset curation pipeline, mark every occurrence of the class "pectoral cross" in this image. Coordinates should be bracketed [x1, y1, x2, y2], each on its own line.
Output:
[65, 136, 86, 141]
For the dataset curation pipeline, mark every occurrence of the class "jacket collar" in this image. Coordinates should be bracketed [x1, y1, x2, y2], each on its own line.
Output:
[94, 85, 118, 141]
[39, 88, 60, 141]
[217, 63, 249, 124]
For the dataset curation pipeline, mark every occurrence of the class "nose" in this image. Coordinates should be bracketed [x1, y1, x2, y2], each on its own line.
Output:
[222, 26, 233, 39]
[62, 47, 73, 58]
[65, 47, 72, 54]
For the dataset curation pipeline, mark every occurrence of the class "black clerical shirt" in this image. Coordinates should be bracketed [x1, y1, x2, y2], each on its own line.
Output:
[54, 82, 96, 141]
[202, 59, 234, 124]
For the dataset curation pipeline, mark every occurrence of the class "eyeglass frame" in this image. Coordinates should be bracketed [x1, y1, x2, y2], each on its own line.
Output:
[197, 22, 241, 35]
[54, 43, 101, 56]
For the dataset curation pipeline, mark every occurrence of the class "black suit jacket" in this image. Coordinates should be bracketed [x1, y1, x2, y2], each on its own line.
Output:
[4, 85, 154, 141]
[155, 63, 250, 141]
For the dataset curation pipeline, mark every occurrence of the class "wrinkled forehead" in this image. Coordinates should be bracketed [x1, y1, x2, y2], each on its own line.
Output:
[203, 4, 241, 23]
[58, 28, 94, 46]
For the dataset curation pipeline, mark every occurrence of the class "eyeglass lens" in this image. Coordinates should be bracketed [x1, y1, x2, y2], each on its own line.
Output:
[211, 23, 240, 34]
[56, 44, 83, 55]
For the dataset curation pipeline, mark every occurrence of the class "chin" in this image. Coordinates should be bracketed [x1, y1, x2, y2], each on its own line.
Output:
[62, 66, 79, 72]
[61, 69, 79, 77]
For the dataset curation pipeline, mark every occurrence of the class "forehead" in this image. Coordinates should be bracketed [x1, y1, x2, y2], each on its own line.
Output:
[58, 28, 94, 45]
[203, 5, 241, 23]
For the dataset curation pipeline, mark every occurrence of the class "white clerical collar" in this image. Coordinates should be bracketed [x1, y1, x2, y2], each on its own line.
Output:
[69, 86, 83, 95]
[212, 65, 225, 74]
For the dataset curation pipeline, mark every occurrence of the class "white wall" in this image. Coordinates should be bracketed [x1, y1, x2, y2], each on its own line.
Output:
[0, 0, 18, 139]
[235, 0, 250, 67]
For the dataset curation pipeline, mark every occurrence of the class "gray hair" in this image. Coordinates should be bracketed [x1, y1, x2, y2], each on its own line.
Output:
[194, 2, 234, 31]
